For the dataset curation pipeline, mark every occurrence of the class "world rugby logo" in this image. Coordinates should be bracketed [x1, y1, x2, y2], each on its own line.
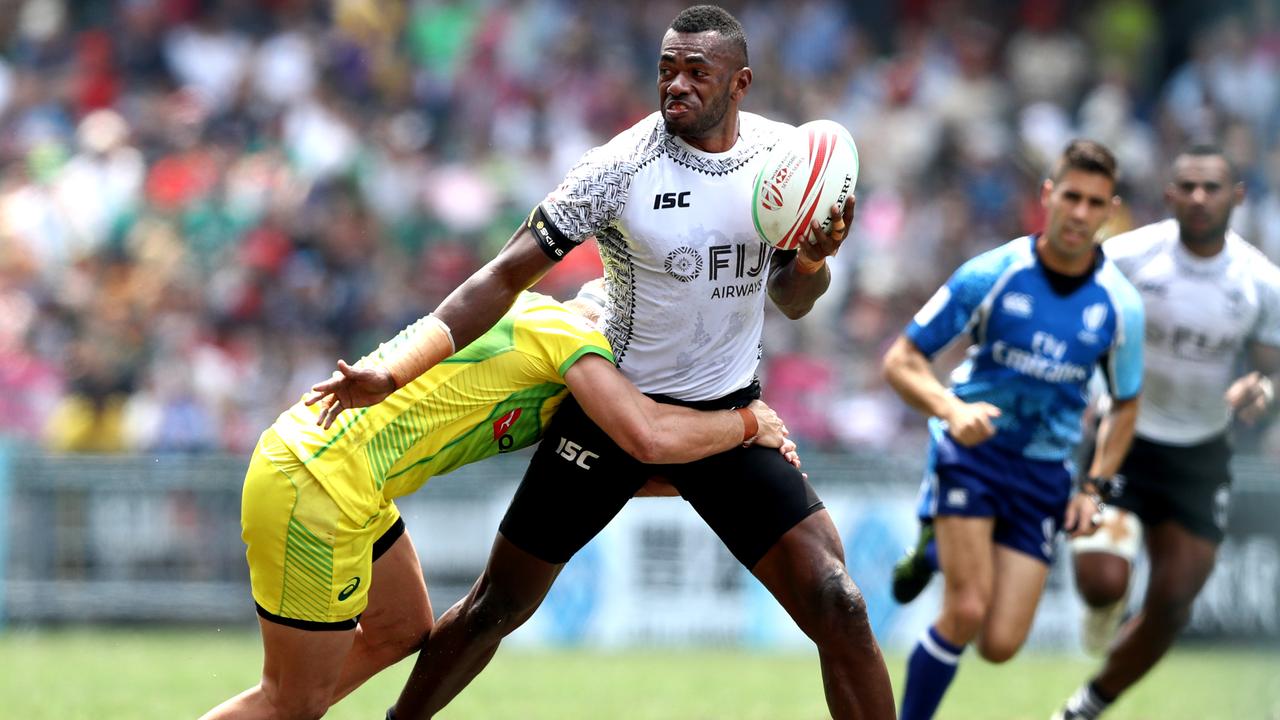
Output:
[761, 181, 784, 211]
[1082, 303, 1108, 331]
[664, 246, 703, 282]
[761, 166, 789, 211]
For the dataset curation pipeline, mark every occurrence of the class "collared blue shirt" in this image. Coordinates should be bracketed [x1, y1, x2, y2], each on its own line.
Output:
[906, 235, 1145, 461]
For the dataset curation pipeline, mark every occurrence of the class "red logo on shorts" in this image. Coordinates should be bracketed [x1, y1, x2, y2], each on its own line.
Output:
[493, 408, 522, 439]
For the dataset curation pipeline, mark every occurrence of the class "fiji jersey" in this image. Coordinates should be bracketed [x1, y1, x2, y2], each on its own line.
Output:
[537, 111, 791, 401]
[907, 236, 1145, 461]
[1106, 220, 1280, 445]
[272, 292, 614, 524]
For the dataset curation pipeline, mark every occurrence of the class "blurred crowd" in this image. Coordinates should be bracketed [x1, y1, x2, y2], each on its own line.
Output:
[0, 0, 1277, 456]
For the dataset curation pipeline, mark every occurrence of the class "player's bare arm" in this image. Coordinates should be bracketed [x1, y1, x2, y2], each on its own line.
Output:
[1084, 395, 1139, 482]
[1225, 342, 1280, 424]
[765, 197, 853, 318]
[1066, 395, 1139, 537]
[564, 354, 789, 464]
[881, 334, 1001, 446]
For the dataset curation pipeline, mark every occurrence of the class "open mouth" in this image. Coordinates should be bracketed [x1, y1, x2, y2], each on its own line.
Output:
[664, 100, 691, 117]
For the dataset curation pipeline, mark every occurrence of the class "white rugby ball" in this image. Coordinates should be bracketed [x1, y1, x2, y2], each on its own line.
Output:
[752, 119, 859, 251]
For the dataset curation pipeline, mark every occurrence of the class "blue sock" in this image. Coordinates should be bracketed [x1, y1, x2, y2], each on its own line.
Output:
[900, 625, 965, 720]
[923, 536, 939, 572]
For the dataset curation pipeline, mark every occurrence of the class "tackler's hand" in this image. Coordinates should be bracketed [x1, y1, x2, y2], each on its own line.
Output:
[304, 360, 397, 429]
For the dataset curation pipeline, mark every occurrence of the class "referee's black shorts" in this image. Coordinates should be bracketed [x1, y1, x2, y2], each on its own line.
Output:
[1111, 433, 1233, 543]
[499, 383, 824, 569]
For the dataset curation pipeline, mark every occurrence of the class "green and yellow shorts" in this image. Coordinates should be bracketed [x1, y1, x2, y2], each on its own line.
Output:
[241, 428, 403, 630]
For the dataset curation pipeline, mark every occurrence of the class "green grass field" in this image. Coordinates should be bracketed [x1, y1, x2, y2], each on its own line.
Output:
[2, 628, 1277, 719]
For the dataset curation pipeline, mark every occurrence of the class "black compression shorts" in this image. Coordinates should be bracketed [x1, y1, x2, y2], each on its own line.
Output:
[499, 384, 824, 568]
[1111, 433, 1232, 543]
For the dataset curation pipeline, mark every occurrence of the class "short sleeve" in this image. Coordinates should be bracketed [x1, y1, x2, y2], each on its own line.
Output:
[1251, 263, 1280, 348]
[539, 133, 646, 245]
[905, 253, 1012, 358]
[1105, 280, 1145, 400]
[514, 306, 616, 383]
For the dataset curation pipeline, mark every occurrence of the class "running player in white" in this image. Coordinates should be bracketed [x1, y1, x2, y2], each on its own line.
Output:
[1053, 145, 1280, 720]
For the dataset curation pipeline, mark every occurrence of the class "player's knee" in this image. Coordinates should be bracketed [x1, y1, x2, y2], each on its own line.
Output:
[817, 568, 870, 629]
[1075, 569, 1127, 607]
[262, 682, 331, 720]
[367, 614, 432, 664]
[463, 583, 539, 641]
[972, 622, 1024, 661]
[943, 593, 988, 637]
[1073, 553, 1130, 607]
[975, 632, 1022, 664]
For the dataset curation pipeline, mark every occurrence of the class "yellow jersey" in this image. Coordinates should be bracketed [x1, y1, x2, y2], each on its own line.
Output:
[271, 292, 614, 525]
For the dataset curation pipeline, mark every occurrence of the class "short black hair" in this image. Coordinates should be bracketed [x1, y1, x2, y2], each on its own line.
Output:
[670, 5, 749, 67]
[1052, 139, 1118, 186]
[1176, 143, 1238, 183]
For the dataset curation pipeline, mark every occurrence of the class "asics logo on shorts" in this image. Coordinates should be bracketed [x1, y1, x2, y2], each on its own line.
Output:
[555, 437, 599, 469]
[338, 576, 361, 601]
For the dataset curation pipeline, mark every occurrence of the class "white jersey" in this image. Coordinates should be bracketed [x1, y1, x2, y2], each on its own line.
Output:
[1105, 219, 1280, 444]
[539, 111, 791, 400]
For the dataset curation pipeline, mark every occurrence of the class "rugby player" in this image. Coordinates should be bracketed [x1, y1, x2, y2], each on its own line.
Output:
[198, 287, 794, 720]
[881, 140, 1145, 720]
[320, 6, 897, 719]
[1053, 146, 1280, 720]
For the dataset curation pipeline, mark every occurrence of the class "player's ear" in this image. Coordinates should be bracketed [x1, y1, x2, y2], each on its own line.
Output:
[1040, 178, 1054, 207]
[1232, 180, 1245, 207]
[732, 67, 752, 100]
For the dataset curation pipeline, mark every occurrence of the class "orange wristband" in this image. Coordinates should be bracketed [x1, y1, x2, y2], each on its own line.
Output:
[384, 314, 456, 389]
[736, 407, 758, 444]
[793, 256, 827, 275]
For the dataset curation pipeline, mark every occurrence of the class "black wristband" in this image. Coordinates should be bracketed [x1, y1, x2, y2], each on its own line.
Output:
[1084, 475, 1118, 499]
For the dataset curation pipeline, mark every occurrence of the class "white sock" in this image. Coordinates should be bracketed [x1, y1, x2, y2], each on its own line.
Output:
[1066, 682, 1112, 719]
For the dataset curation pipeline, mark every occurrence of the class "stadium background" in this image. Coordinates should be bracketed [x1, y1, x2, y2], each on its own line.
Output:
[0, 0, 1277, 717]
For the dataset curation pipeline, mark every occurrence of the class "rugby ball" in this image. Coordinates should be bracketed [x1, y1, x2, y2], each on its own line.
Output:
[751, 120, 859, 251]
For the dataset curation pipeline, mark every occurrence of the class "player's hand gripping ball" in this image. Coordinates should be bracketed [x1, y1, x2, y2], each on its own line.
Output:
[752, 119, 859, 251]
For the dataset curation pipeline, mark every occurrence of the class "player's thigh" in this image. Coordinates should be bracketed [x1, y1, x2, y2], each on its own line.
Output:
[934, 514, 997, 597]
[671, 443, 823, 570]
[1144, 521, 1219, 604]
[978, 544, 1051, 661]
[1161, 435, 1233, 543]
[750, 508, 848, 613]
[359, 515, 433, 651]
[257, 615, 356, 706]
[243, 428, 385, 627]
[499, 395, 648, 564]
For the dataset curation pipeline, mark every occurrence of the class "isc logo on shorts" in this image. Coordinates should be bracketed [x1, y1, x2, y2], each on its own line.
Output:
[946, 488, 968, 508]
[555, 437, 598, 469]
